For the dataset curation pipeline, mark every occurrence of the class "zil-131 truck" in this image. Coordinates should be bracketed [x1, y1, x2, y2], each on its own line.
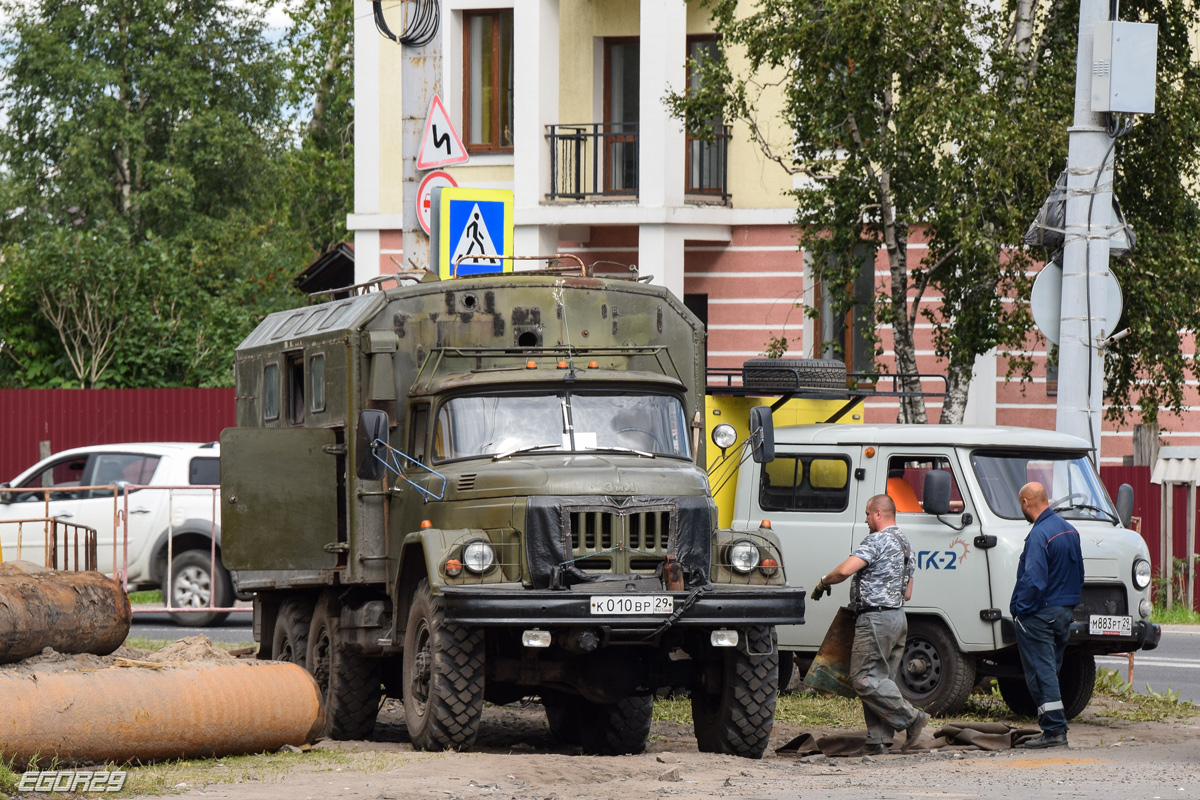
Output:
[220, 265, 805, 758]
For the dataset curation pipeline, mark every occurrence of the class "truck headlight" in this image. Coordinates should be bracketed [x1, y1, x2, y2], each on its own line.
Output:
[711, 424, 737, 451]
[1132, 558, 1151, 590]
[727, 540, 760, 574]
[463, 540, 496, 574]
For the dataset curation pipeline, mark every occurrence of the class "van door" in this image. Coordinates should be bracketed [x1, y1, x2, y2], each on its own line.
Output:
[751, 446, 866, 650]
[880, 451, 992, 646]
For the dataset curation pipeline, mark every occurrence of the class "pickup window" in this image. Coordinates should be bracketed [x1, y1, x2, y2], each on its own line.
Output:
[759, 455, 850, 512]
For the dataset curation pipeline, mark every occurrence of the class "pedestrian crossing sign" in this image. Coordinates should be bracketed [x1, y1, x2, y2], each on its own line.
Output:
[436, 188, 514, 279]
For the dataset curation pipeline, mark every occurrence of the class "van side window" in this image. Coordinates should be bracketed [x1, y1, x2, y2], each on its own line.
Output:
[886, 456, 963, 513]
[263, 362, 280, 421]
[759, 455, 850, 512]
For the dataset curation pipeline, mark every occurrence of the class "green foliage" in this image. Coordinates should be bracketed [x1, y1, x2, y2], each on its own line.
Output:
[1150, 604, 1200, 625]
[763, 335, 790, 359]
[672, 0, 1199, 426]
[0, 0, 312, 388]
[1095, 667, 1134, 697]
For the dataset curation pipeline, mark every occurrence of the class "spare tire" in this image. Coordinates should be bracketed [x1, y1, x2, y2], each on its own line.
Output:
[741, 358, 847, 392]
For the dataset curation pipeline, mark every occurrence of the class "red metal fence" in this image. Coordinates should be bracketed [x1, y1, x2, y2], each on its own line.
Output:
[1100, 465, 1200, 608]
[0, 389, 234, 482]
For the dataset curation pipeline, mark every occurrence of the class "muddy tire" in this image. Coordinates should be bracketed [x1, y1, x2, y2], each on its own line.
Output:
[578, 695, 654, 755]
[167, 550, 233, 627]
[272, 597, 314, 668]
[403, 579, 485, 751]
[899, 617, 976, 716]
[308, 593, 383, 740]
[777, 651, 796, 694]
[691, 625, 778, 759]
[544, 699, 582, 745]
[998, 652, 1096, 721]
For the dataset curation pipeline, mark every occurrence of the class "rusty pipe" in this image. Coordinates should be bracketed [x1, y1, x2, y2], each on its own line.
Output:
[0, 563, 130, 663]
[0, 662, 324, 765]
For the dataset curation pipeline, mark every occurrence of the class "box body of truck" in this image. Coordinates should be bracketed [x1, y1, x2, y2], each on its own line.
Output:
[221, 272, 804, 757]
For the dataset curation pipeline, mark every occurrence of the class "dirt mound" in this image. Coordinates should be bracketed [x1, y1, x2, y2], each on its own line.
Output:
[146, 635, 238, 665]
[0, 637, 233, 675]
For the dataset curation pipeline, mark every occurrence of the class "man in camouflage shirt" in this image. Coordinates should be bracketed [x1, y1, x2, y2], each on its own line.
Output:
[812, 494, 929, 754]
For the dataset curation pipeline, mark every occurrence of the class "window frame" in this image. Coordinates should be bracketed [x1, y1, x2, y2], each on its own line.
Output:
[462, 8, 514, 154]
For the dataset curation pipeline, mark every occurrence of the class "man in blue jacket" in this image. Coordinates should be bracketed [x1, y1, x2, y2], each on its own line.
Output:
[1010, 481, 1085, 749]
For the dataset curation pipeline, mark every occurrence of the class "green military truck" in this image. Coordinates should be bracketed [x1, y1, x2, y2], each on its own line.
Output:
[220, 267, 805, 758]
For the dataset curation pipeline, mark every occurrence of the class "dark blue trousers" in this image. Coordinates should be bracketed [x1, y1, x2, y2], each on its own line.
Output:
[1013, 605, 1073, 736]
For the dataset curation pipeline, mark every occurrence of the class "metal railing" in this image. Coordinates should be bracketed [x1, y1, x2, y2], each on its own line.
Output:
[546, 122, 731, 202]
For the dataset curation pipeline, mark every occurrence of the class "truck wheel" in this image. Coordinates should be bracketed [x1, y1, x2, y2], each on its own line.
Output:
[691, 625, 778, 759]
[308, 594, 383, 740]
[271, 597, 313, 668]
[741, 358, 847, 390]
[999, 652, 1096, 720]
[778, 651, 796, 694]
[544, 699, 582, 745]
[899, 618, 975, 716]
[578, 695, 654, 756]
[168, 550, 233, 627]
[403, 579, 485, 752]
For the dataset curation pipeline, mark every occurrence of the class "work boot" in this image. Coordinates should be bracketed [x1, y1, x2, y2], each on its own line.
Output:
[863, 743, 888, 756]
[901, 710, 929, 752]
[1023, 732, 1068, 749]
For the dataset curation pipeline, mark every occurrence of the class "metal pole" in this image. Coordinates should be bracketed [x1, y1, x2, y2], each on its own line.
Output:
[1056, 0, 1115, 463]
[1165, 483, 1175, 608]
[1189, 484, 1197, 612]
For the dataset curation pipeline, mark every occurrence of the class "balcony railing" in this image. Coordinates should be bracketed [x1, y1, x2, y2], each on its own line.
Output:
[546, 123, 730, 202]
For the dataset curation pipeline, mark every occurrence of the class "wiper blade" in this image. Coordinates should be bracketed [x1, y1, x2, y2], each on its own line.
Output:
[492, 443, 562, 461]
[582, 446, 656, 459]
[1062, 502, 1120, 525]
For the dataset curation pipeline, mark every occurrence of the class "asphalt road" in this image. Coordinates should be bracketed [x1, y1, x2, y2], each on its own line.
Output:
[1096, 623, 1200, 703]
[128, 609, 255, 646]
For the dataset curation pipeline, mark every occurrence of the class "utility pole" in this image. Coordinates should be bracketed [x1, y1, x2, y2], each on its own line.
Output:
[1056, 0, 1115, 461]
[400, 18, 442, 273]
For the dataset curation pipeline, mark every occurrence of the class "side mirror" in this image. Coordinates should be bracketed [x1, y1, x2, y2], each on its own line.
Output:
[749, 405, 775, 464]
[1116, 483, 1135, 529]
[355, 409, 389, 481]
[923, 470, 951, 515]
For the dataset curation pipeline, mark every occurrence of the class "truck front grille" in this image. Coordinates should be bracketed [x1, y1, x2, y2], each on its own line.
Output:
[565, 507, 673, 573]
[1073, 584, 1128, 624]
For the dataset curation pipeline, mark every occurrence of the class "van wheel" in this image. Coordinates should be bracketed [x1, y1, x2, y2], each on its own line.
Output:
[998, 653, 1096, 720]
[308, 593, 383, 740]
[578, 695, 654, 755]
[899, 618, 975, 716]
[272, 597, 313, 668]
[168, 550, 233, 627]
[403, 579, 485, 751]
[691, 625, 778, 759]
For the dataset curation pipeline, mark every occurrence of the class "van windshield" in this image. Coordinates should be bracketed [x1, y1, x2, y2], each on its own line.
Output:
[970, 450, 1116, 522]
[432, 392, 691, 462]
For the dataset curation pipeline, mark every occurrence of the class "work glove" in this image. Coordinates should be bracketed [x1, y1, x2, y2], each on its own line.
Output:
[810, 580, 831, 601]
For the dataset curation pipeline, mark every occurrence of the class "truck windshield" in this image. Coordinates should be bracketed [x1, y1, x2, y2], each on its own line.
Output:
[432, 392, 691, 462]
[970, 450, 1116, 522]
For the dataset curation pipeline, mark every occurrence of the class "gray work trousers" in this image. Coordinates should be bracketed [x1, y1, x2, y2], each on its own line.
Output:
[850, 608, 921, 745]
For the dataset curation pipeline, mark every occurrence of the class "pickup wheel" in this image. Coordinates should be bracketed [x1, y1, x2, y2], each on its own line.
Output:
[691, 625, 778, 759]
[403, 579, 485, 752]
[167, 550, 233, 627]
[899, 618, 976, 716]
[578, 695, 654, 755]
[308, 594, 383, 740]
[272, 597, 314, 668]
[998, 652, 1096, 721]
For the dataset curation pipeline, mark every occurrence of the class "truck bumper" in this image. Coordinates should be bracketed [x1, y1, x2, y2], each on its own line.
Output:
[439, 585, 807, 628]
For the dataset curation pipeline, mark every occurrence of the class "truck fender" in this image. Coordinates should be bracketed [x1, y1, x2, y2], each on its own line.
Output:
[392, 528, 487, 639]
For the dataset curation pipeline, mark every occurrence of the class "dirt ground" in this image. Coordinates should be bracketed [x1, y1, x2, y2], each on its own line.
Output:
[8, 641, 1200, 799]
[146, 695, 1200, 800]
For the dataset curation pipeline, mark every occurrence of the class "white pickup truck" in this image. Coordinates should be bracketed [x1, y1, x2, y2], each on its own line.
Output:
[708, 360, 1161, 717]
[0, 442, 230, 626]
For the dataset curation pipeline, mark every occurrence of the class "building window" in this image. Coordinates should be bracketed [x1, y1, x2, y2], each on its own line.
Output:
[464, 9, 513, 152]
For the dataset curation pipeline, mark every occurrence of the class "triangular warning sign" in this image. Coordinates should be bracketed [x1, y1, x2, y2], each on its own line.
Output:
[417, 95, 469, 170]
[451, 203, 501, 270]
